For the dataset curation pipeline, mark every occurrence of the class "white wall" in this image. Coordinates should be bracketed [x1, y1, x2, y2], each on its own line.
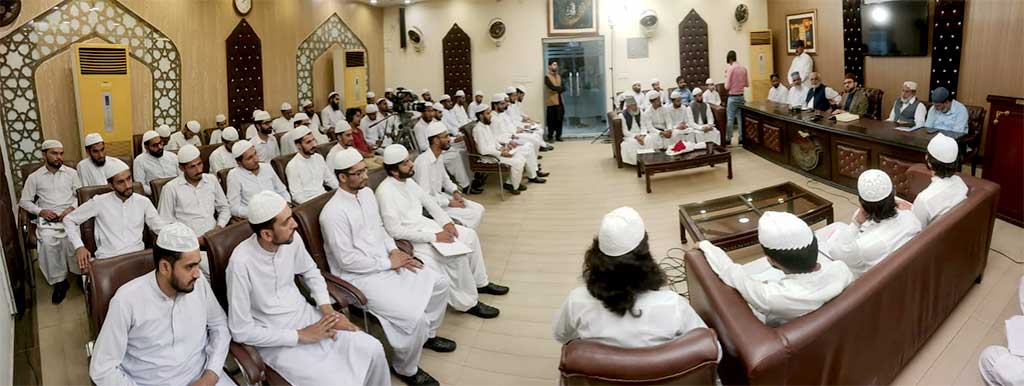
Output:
[383, 0, 768, 120]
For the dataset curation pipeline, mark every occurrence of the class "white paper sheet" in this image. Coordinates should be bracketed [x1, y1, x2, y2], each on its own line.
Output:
[431, 239, 473, 257]
[1006, 315, 1024, 356]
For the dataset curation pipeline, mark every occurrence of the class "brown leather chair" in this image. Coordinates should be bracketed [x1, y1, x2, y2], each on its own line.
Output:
[201, 128, 218, 145]
[75, 183, 149, 254]
[216, 168, 232, 194]
[559, 328, 720, 385]
[684, 166, 1000, 385]
[149, 177, 176, 207]
[274, 132, 286, 150]
[862, 88, 885, 120]
[315, 141, 337, 159]
[961, 105, 987, 176]
[709, 104, 728, 145]
[461, 124, 510, 200]
[609, 112, 624, 168]
[270, 154, 293, 187]
[132, 133, 144, 157]
[17, 160, 78, 252]
[199, 144, 219, 174]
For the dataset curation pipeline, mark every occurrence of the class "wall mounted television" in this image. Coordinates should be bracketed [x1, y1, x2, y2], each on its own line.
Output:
[861, 0, 930, 56]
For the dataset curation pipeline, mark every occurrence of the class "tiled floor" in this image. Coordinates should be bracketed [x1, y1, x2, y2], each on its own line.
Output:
[29, 140, 1024, 385]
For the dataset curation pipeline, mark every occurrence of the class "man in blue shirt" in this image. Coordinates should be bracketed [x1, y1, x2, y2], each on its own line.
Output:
[674, 76, 693, 105]
[924, 87, 968, 134]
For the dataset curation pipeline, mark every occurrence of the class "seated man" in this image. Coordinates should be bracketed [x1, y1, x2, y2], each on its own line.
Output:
[250, 110, 280, 162]
[467, 90, 486, 117]
[472, 104, 544, 194]
[698, 211, 854, 326]
[226, 191, 390, 385]
[925, 87, 969, 134]
[618, 81, 648, 110]
[285, 126, 338, 204]
[133, 129, 179, 195]
[681, 87, 721, 145]
[674, 76, 693, 105]
[642, 90, 671, 150]
[19, 140, 81, 303]
[226, 140, 290, 219]
[321, 148, 453, 386]
[491, 94, 551, 155]
[157, 145, 231, 277]
[887, 81, 928, 129]
[415, 102, 473, 189]
[911, 133, 968, 225]
[816, 170, 922, 277]
[978, 275, 1024, 386]
[832, 73, 868, 116]
[208, 113, 228, 145]
[77, 133, 119, 187]
[618, 96, 655, 166]
[376, 145, 508, 318]
[301, 100, 328, 144]
[166, 120, 202, 152]
[785, 72, 810, 107]
[278, 113, 310, 156]
[702, 78, 722, 106]
[665, 90, 689, 138]
[208, 126, 239, 174]
[346, 108, 386, 170]
[64, 158, 169, 272]
[89, 223, 232, 386]
[766, 73, 788, 104]
[361, 103, 390, 151]
[554, 207, 716, 350]
[413, 122, 486, 228]
[156, 125, 173, 146]
[272, 102, 296, 134]
[803, 72, 840, 112]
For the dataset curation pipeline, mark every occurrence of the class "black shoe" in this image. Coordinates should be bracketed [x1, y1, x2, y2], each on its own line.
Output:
[478, 283, 509, 295]
[51, 280, 69, 304]
[555, 137, 565, 142]
[502, 184, 522, 194]
[466, 302, 500, 319]
[423, 336, 457, 352]
[536, 171, 550, 178]
[518, 184, 528, 191]
[528, 177, 547, 184]
[538, 155, 543, 160]
[543, 145, 555, 151]
[469, 186, 485, 194]
[395, 368, 439, 386]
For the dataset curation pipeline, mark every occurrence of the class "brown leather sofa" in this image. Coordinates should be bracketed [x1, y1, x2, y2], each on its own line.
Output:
[559, 328, 720, 385]
[684, 165, 1000, 385]
[608, 106, 725, 169]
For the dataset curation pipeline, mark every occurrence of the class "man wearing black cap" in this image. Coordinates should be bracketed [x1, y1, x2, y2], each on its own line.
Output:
[924, 87, 969, 134]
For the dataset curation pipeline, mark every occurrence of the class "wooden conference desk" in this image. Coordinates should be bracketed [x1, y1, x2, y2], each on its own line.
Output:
[739, 100, 963, 197]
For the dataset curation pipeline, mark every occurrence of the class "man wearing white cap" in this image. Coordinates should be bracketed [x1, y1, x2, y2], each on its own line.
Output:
[420, 89, 433, 103]
[89, 223, 232, 386]
[886, 81, 927, 129]
[327, 121, 353, 167]
[226, 191, 390, 386]
[361, 103, 392, 152]
[618, 81, 648, 110]
[665, 91, 690, 144]
[156, 124, 172, 145]
[244, 110, 262, 139]
[208, 113, 228, 145]
[699, 211, 853, 326]
[910, 133, 969, 225]
[167, 120, 203, 152]
[786, 72, 810, 107]
[642, 90, 671, 149]
[650, 78, 670, 106]
[65, 158, 169, 270]
[815, 170, 922, 277]
[285, 126, 338, 204]
[681, 87, 721, 145]
[279, 113, 312, 156]
[20, 139, 82, 303]
[226, 139, 290, 218]
[133, 129, 179, 195]
[472, 104, 541, 193]
[321, 148, 452, 385]
[157, 145, 231, 277]
[467, 91, 486, 117]
[787, 40, 813, 87]
[77, 133, 119, 186]
[452, 90, 471, 125]
[377, 144, 509, 318]
[300, 100, 324, 140]
[439, 94, 464, 131]
[250, 110, 280, 163]
[272, 102, 296, 134]
[493, 93, 553, 152]
[555, 207, 715, 348]
[978, 276, 1024, 386]
[702, 78, 722, 106]
[504, 87, 525, 124]
[209, 127, 239, 174]
[618, 96, 655, 166]
[321, 91, 345, 132]
[414, 122, 486, 227]
[413, 102, 439, 152]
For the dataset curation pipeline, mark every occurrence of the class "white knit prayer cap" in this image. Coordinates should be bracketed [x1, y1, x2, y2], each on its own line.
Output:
[432, 102, 444, 111]
[215, 114, 227, 123]
[632, 80, 642, 86]
[290, 113, 309, 123]
[474, 90, 484, 97]
[105, 157, 130, 179]
[705, 78, 714, 85]
[598, 207, 646, 256]
[650, 78, 660, 86]
[670, 90, 684, 100]
[186, 120, 201, 133]
[758, 211, 814, 250]
[156, 222, 200, 252]
[382, 144, 409, 165]
[328, 91, 339, 99]
[492, 93, 507, 102]
[385, 88, 395, 93]
[365, 104, 379, 114]
[471, 103, 490, 115]
[41, 139, 63, 150]
[221, 127, 239, 142]
[177, 145, 201, 163]
[247, 191, 287, 224]
[438, 94, 451, 102]
[334, 120, 352, 134]
[291, 126, 312, 142]
[505, 86, 516, 94]
[156, 125, 172, 138]
[367, 91, 376, 98]
[301, 100, 313, 108]
[332, 147, 362, 170]
[858, 169, 893, 202]
[254, 110, 271, 122]
[421, 89, 431, 95]
[645, 90, 661, 101]
[927, 133, 959, 163]
[426, 121, 447, 137]
[903, 81, 918, 91]
[84, 133, 104, 147]
[142, 130, 161, 144]
[280, 102, 292, 111]
[455, 90, 466, 97]
[231, 139, 253, 159]
[692, 87, 703, 96]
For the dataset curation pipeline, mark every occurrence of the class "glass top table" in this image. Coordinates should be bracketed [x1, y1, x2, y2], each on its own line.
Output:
[678, 182, 834, 250]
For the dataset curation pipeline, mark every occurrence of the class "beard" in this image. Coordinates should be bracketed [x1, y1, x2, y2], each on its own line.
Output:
[91, 156, 106, 166]
[273, 232, 295, 246]
[148, 149, 164, 158]
[330, 101, 340, 110]
[441, 142, 451, 151]
[481, 117, 491, 125]
[398, 169, 415, 179]
[171, 275, 197, 293]
[115, 186, 133, 200]
[259, 126, 272, 135]
[46, 159, 63, 169]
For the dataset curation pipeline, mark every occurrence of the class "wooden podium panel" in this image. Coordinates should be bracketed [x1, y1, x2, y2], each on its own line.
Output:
[983, 95, 1024, 226]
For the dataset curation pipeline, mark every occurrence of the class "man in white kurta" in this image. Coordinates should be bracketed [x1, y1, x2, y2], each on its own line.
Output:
[271, 102, 295, 134]
[413, 122, 486, 229]
[699, 211, 854, 326]
[166, 120, 203, 152]
[226, 191, 390, 386]
[285, 127, 338, 204]
[911, 133, 969, 226]
[467, 91, 486, 118]
[208, 127, 239, 174]
[77, 133, 120, 187]
[19, 140, 81, 303]
[443, 96, 471, 129]
[816, 170, 922, 277]
[133, 129, 179, 195]
[415, 103, 473, 189]
[321, 149, 453, 385]
[301, 100, 327, 144]
[89, 224, 232, 386]
[887, 81, 929, 130]
[278, 113, 310, 156]
[321, 91, 345, 132]
[682, 88, 722, 145]
[226, 140, 290, 219]
[208, 114, 227, 145]
[360, 103, 388, 150]
[786, 72, 810, 107]
[618, 97, 655, 166]
[788, 41, 813, 85]
[767, 74, 789, 104]
[702, 79, 722, 106]
[490, 95, 546, 176]
[471, 106, 541, 192]
[250, 110, 280, 163]
[618, 81, 648, 110]
[642, 90, 673, 150]
[376, 145, 508, 318]
[978, 275, 1024, 386]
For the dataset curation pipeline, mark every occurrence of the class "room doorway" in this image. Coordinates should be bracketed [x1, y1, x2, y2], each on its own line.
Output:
[543, 37, 607, 138]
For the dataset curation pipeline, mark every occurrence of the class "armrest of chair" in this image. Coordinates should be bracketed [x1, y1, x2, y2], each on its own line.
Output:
[322, 270, 367, 308]
[559, 328, 720, 384]
[901, 163, 934, 202]
[18, 208, 37, 246]
[467, 153, 502, 164]
[229, 341, 266, 386]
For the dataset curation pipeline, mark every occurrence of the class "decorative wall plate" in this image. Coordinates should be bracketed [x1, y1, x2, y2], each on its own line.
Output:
[234, 0, 251, 16]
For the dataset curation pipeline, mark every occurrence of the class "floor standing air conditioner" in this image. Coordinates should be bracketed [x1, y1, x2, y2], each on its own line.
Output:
[748, 30, 773, 102]
[343, 50, 368, 110]
[72, 43, 133, 158]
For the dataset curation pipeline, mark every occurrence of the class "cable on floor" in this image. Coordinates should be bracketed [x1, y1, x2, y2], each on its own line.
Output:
[992, 248, 1023, 264]
[804, 179, 858, 206]
[659, 247, 689, 299]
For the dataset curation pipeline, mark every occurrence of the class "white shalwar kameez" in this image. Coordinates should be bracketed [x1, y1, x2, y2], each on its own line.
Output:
[376, 177, 490, 311]
[415, 119, 472, 188]
[683, 102, 722, 145]
[77, 157, 119, 187]
[90, 274, 233, 386]
[208, 146, 237, 174]
[226, 234, 391, 386]
[490, 114, 542, 174]
[19, 165, 82, 284]
[911, 175, 968, 226]
[787, 84, 810, 107]
[320, 188, 449, 377]
[815, 209, 922, 277]
[618, 90, 649, 110]
[157, 174, 232, 276]
[133, 152, 179, 195]
[413, 149, 485, 229]
[250, 134, 279, 163]
[63, 192, 169, 259]
[618, 112, 656, 166]
[699, 240, 854, 326]
[285, 152, 338, 204]
[979, 276, 1024, 386]
[788, 53, 813, 85]
[165, 132, 201, 152]
[496, 111, 547, 151]
[768, 84, 789, 104]
[472, 122, 536, 189]
[226, 164, 291, 218]
[321, 105, 345, 132]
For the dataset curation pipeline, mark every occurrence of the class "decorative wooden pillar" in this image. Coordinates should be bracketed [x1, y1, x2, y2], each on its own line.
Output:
[929, 0, 966, 98]
[678, 10, 709, 88]
[226, 19, 263, 129]
[842, 0, 865, 84]
[442, 24, 472, 98]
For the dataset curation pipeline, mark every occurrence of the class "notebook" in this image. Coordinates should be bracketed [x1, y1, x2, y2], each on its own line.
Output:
[431, 239, 473, 257]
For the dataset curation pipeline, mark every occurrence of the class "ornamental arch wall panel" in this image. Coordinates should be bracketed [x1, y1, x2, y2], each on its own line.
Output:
[225, 18, 262, 129]
[442, 23, 472, 99]
[295, 13, 368, 106]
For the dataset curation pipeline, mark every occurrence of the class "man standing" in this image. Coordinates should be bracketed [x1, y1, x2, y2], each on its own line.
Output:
[376, 145, 509, 319]
[887, 81, 928, 129]
[925, 87, 969, 134]
[226, 140, 290, 219]
[208, 127, 239, 174]
[273, 102, 296, 134]
[321, 91, 345, 132]
[767, 74, 789, 104]
[166, 120, 202, 151]
[832, 73, 868, 116]
[90, 223, 232, 386]
[472, 104, 536, 194]
[285, 126, 338, 204]
[157, 145, 231, 277]
[226, 191, 391, 385]
[674, 76, 693, 105]
[786, 72, 809, 107]
[702, 78, 722, 106]
[787, 40, 813, 84]
[414, 122, 486, 228]
[251, 110, 280, 163]
[77, 133, 118, 187]
[20, 140, 81, 303]
[133, 129, 179, 195]
[322, 148, 453, 386]
[724, 50, 749, 146]
[544, 60, 566, 142]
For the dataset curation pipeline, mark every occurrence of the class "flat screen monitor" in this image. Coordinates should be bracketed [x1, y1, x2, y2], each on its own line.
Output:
[861, 0, 930, 56]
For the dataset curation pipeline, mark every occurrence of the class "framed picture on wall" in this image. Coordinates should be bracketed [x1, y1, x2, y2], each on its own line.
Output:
[786, 10, 817, 54]
[548, 0, 599, 36]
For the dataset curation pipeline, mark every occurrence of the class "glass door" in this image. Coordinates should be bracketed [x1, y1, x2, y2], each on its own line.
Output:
[543, 37, 607, 137]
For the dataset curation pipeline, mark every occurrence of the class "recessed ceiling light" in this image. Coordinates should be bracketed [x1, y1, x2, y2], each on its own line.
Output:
[405, 0, 411, 4]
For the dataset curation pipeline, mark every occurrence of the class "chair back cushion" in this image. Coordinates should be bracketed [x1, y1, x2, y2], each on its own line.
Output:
[216, 168, 232, 194]
[270, 154, 292, 187]
[863, 88, 885, 120]
[20, 161, 77, 182]
[316, 141, 337, 159]
[199, 144, 219, 173]
[204, 221, 254, 309]
[964, 105, 988, 150]
[87, 249, 154, 339]
[291, 192, 332, 271]
[149, 177, 176, 207]
[559, 328, 720, 385]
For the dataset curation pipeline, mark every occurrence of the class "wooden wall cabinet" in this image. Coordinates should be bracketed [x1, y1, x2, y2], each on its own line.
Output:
[982, 95, 1024, 226]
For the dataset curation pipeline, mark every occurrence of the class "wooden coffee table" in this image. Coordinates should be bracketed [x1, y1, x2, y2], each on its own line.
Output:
[637, 143, 732, 193]
[677, 182, 834, 250]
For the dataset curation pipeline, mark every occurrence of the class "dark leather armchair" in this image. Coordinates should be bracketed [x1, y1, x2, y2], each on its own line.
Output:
[461, 124, 510, 200]
[709, 104, 727, 145]
[199, 144, 219, 173]
[862, 88, 885, 120]
[315, 141, 337, 159]
[149, 177, 175, 207]
[270, 154, 292, 187]
[961, 105, 987, 176]
[216, 168, 231, 194]
[609, 112, 624, 168]
[559, 328, 720, 385]
[75, 183, 148, 254]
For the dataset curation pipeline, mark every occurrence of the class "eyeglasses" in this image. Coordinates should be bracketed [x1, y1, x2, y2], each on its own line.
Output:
[346, 168, 369, 176]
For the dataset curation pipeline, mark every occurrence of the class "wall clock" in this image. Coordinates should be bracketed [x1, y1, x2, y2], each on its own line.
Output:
[234, 0, 251, 16]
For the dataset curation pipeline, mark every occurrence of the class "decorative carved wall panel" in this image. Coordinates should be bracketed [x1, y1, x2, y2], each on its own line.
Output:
[743, 117, 761, 144]
[763, 124, 782, 153]
[678, 9, 709, 88]
[295, 13, 367, 104]
[930, 0, 966, 98]
[837, 143, 869, 178]
[880, 154, 915, 197]
[842, 0, 865, 85]
[226, 19, 262, 129]
[442, 24, 472, 99]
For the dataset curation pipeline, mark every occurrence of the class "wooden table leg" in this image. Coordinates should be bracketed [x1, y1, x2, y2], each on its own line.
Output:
[637, 161, 643, 178]
[646, 169, 653, 193]
[680, 220, 688, 244]
[727, 157, 734, 179]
